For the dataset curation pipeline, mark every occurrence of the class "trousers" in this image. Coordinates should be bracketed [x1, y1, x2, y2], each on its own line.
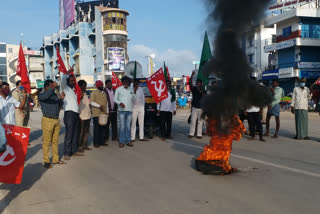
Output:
[160, 111, 173, 138]
[189, 107, 204, 137]
[131, 107, 145, 140]
[63, 111, 80, 156]
[42, 117, 60, 163]
[79, 119, 91, 150]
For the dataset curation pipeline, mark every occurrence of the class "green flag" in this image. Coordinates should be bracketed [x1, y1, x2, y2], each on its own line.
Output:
[197, 31, 212, 88]
[133, 61, 137, 80]
[164, 62, 168, 81]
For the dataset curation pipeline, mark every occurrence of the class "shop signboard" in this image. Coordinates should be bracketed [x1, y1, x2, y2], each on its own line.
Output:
[264, 39, 296, 52]
[107, 48, 125, 71]
[262, 69, 279, 80]
[279, 67, 294, 78]
[298, 62, 320, 69]
[300, 70, 320, 79]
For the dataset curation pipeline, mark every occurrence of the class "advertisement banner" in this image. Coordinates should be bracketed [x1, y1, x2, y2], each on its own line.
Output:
[147, 68, 169, 104]
[0, 125, 30, 184]
[60, 0, 75, 30]
[108, 48, 125, 71]
[300, 70, 320, 79]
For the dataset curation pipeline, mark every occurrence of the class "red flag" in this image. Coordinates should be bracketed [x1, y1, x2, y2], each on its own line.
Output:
[0, 124, 30, 184]
[56, 48, 81, 104]
[16, 43, 31, 93]
[146, 68, 168, 104]
[316, 78, 320, 85]
[112, 72, 122, 90]
[56, 46, 67, 74]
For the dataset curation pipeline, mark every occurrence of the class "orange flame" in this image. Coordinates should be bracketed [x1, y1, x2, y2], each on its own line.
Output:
[197, 115, 246, 173]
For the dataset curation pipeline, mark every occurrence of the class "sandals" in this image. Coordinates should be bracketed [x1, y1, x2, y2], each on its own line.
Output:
[44, 163, 53, 169]
[53, 160, 66, 165]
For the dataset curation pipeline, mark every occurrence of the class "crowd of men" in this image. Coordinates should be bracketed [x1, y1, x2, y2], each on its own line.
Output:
[0, 72, 319, 167]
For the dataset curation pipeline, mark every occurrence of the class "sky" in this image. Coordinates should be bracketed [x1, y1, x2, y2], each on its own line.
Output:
[0, 0, 210, 77]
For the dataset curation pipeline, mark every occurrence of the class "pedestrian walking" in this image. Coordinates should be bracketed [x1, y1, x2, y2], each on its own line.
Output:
[291, 78, 312, 140]
[246, 106, 265, 142]
[131, 79, 147, 142]
[78, 80, 91, 152]
[265, 79, 284, 138]
[188, 75, 206, 139]
[0, 81, 26, 125]
[114, 76, 135, 148]
[104, 80, 118, 142]
[157, 80, 176, 141]
[12, 80, 31, 127]
[61, 70, 81, 160]
[39, 80, 65, 168]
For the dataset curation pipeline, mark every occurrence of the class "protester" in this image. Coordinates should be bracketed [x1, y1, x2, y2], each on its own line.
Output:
[0, 122, 6, 152]
[39, 80, 65, 169]
[131, 79, 147, 142]
[0, 81, 26, 125]
[188, 76, 206, 139]
[104, 80, 117, 142]
[291, 78, 312, 140]
[12, 80, 31, 127]
[265, 79, 284, 138]
[90, 80, 108, 148]
[245, 106, 265, 142]
[157, 80, 176, 141]
[114, 76, 135, 147]
[61, 70, 81, 160]
[78, 80, 91, 152]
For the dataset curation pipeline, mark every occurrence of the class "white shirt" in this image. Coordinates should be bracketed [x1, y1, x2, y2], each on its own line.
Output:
[0, 96, 20, 125]
[79, 93, 91, 120]
[291, 87, 312, 110]
[114, 86, 135, 112]
[246, 106, 260, 113]
[61, 74, 79, 113]
[157, 92, 176, 112]
[133, 88, 145, 109]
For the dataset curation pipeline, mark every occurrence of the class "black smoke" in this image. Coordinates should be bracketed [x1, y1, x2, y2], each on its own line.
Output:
[202, 0, 273, 133]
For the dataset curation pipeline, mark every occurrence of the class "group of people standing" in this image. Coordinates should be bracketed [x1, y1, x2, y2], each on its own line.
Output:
[243, 77, 314, 142]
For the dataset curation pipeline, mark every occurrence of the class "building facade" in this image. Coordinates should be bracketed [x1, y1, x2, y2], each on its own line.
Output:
[241, 24, 276, 79]
[263, 0, 320, 93]
[0, 43, 44, 89]
[42, 0, 129, 87]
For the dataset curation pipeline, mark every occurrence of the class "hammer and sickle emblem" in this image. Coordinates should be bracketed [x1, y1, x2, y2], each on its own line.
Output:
[151, 80, 166, 97]
[0, 145, 16, 166]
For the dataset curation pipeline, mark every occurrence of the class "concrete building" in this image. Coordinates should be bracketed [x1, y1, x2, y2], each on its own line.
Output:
[263, 0, 320, 93]
[241, 24, 276, 79]
[0, 43, 44, 89]
[42, 0, 129, 87]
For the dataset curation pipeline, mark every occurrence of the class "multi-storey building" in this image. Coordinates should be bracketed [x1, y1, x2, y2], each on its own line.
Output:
[42, 0, 129, 87]
[263, 0, 320, 93]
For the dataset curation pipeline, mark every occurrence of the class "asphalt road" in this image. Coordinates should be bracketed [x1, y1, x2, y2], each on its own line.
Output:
[0, 109, 319, 214]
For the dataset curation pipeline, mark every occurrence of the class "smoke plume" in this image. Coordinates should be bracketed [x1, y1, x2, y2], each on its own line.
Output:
[202, 0, 273, 133]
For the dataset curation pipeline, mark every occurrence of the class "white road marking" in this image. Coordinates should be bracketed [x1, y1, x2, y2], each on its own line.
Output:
[169, 140, 320, 179]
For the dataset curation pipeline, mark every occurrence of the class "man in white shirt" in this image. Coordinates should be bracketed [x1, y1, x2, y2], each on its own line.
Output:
[131, 79, 146, 142]
[245, 106, 265, 142]
[61, 71, 81, 160]
[157, 80, 176, 141]
[78, 80, 91, 152]
[114, 76, 135, 148]
[291, 78, 312, 140]
[0, 81, 26, 125]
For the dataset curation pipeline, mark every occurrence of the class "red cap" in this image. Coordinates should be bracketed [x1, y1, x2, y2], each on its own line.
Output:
[96, 80, 104, 88]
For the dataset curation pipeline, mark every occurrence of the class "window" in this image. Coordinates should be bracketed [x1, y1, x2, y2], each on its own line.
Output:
[248, 54, 254, 64]
[9, 48, 13, 53]
[283, 26, 292, 37]
[248, 33, 254, 47]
